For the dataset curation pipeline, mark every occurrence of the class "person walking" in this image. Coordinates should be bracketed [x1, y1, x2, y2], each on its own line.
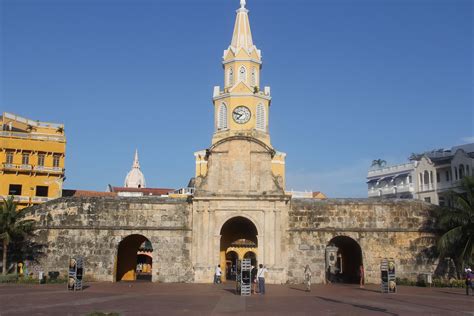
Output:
[304, 265, 312, 292]
[465, 268, 473, 295]
[359, 265, 365, 288]
[257, 264, 268, 295]
[214, 264, 222, 284]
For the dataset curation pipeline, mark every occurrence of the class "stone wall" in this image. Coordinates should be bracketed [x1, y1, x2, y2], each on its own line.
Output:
[26, 196, 194, 282]
[287, 198, 437, 284]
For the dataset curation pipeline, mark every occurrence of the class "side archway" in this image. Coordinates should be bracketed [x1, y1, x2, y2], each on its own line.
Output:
[326, 236, 362, 284]
[116, 234, 153, 282]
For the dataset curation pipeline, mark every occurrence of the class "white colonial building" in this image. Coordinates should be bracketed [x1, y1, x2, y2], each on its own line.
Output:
[367, 143, 474, 205]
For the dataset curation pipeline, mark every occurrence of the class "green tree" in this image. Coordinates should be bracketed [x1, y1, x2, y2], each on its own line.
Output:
[0, 197, 35, 275]
[436, 176, 474, 276]
[371, 159, 387, 168]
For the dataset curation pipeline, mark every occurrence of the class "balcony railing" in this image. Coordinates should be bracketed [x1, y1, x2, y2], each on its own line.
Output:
[0, 195, 54, 203]
[0, 131, 65, 142]
[2, 163, 64, 174]
[368, 162, 415, 177]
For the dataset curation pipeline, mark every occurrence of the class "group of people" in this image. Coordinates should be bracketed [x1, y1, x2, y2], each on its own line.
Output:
[214, 264, 268, 295]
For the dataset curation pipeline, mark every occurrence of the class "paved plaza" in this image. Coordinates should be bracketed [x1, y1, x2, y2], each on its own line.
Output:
[0, 282, 472, 315]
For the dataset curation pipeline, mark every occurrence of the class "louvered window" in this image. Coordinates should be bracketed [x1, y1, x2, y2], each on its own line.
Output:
[251, 67, 256, 86]
[228, 67, 234, 86]
[217, 103, 228, 130]
[256, 104, 265, 131]
[239, 66, 246, 82]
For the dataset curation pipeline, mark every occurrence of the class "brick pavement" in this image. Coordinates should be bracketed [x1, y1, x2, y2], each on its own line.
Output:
[0, 282, 472, 315]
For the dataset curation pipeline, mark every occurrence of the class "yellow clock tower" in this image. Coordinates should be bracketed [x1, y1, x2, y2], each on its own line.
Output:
[194, 0, 286, 193]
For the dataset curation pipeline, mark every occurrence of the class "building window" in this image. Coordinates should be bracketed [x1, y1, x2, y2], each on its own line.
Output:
[251, 67, 256, 86]
[239, 66, 246, 82]
[35, 186, 49, 197]
[408, 175, 412, 183]
[424, 197, 431, 203]
[436, 172, 440, 183]
[6, 151, 14, 164]
[439, 197, 445, 207]
[217, 103, 228, 130]
[22, 152, 30, 165]
[454, 167, 458, 180]
[467, 165, 470, 176]
[38, 153, 45, 167]
[53, 155, 60, 168]
[8, 184, 22, 195]
[446, 171, 450, 182]
[459, 164, 465, 179]
[256, 104, 265, 131]
[228, 67, 234, 86]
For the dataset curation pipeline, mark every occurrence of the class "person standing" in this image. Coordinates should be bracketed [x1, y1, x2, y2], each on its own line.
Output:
[214, 265, 222, 284]
[465, 268, 473, 295]
[257, 264, 268, 295]
[359, 265, 365, 288]
[304, 265, 312, 292]
[251, 265, 258, 294]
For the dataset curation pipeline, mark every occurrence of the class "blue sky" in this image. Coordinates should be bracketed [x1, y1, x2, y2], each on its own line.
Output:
[1, 0, 472, 197]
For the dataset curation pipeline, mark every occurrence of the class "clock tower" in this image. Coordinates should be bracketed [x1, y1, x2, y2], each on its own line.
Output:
[194, 0, 286, 194]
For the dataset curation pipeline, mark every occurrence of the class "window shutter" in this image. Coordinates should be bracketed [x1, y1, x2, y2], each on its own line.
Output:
[256, 104, 265, 131]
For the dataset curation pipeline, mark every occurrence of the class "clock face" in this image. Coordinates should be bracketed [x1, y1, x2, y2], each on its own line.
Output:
[232, 106, 251, 124]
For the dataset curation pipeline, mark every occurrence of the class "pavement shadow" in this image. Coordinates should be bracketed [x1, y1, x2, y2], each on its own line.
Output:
[357, 287, 380, 293]
[289, 286, 309, 292]
[223, 288, 237, 295]
[436, 290, 469, 296]
[315, 296, 398, 316]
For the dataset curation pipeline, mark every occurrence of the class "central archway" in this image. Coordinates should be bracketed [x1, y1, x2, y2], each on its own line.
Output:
[116, 234, 153, 282]
[220, 216, 258, 282]
[327, 236, 362, 284]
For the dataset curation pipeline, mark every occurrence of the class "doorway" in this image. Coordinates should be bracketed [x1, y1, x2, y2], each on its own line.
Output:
[116, 234, 153, 282]
[327, 236, 362, 284]
[220, 216, 258, 282]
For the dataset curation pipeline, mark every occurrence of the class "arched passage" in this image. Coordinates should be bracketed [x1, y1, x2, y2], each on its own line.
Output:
[326, 236, 362, 284]
[220, 216, 258, 282]
[116, 234, 153, 282]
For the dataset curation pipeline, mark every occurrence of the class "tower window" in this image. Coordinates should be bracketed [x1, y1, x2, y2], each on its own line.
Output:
[251, 67, 256, 86]
[228, 67, 234, 86]
[256, 104, 266, 131]
[217, 103, 228, 130]
[239, 66, 246, 82]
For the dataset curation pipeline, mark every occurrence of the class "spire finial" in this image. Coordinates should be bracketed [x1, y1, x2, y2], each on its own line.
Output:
[133, 149, 140, 168]
[240, 0, 246, 9]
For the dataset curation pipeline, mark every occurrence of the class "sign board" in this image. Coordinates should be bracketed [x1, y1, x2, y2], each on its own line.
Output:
[380, 258, 396, 294]
[68, 256, 84, 291]
[240, 259, 252, 296]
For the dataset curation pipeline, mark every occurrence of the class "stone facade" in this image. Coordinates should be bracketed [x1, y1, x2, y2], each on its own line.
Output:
[26, 195, 438, 284]
[287, 198, 437, 284]
[27, 196, 194, 282]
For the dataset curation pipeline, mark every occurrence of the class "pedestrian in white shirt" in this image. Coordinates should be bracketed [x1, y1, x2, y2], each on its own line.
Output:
[257, 264, 268, 294]
[214, 265, 222, 284]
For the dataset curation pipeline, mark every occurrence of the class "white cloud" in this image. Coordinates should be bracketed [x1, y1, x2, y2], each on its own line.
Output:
[286, 159, 371, 198]
[461, 136, 474, 144]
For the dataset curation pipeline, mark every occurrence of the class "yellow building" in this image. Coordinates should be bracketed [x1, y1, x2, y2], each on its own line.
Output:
[0, 112, 66, 209]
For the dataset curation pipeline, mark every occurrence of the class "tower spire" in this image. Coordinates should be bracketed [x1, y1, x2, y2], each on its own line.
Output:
[132, 148, 140, 168]
[230, 0, 254, 52]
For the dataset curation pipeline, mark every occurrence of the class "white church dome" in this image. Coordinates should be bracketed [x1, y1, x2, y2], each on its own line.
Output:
[124, 150, 146, 188]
